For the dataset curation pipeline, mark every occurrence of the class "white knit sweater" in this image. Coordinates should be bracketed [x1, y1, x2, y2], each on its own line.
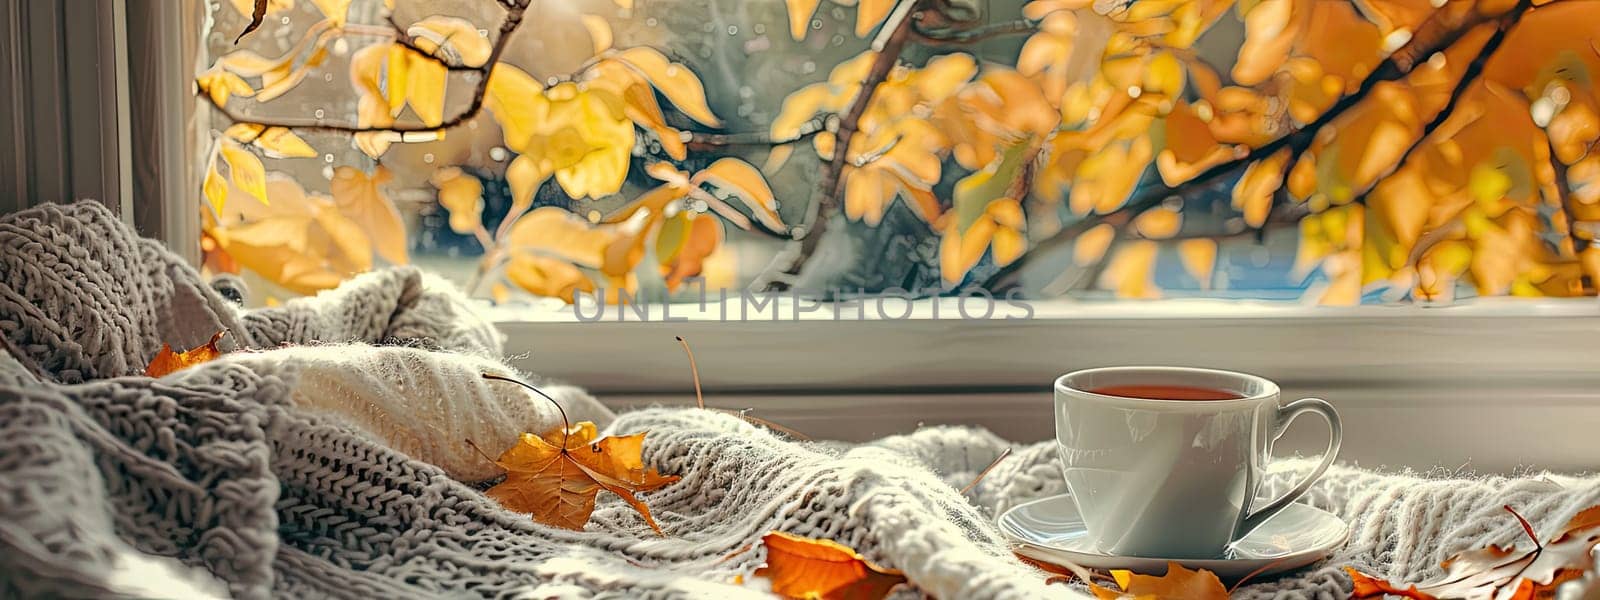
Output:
[1, 201, 1596, 599]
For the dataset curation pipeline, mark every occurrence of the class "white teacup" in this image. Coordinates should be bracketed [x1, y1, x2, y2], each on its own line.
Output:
[1054, 367, 1342, 559]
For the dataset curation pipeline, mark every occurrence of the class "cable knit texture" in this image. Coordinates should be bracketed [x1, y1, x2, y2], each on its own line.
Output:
[1, 201, 1596, 599]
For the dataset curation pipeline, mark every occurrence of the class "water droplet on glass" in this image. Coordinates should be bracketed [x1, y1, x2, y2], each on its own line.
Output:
[646, 17, 658, 26]
[1250, 246, 1270, 268]
[753, 23, 766, 34]
[831, 35, 844, 46]
[812, 19, 823, 30]
[323, 73, 333, 82]
[423, 153, 435, 164]
[280, 16, 290, 25]
[801, 61, 817, 74]
[333, 38, 349, 55]
[587, 210, 602, 223]
[739, 86, 754, 98]
[489, 147, 508, 161]
[323, 153, 334, 163]
[727, 25, 738, 35]
[478, 29, 488, 37]
[314, 109, 325, 118]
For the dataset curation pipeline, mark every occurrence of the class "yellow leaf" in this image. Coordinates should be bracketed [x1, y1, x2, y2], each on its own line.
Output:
[197, 70, 254, 108]
[221, 144, 269, 206]
[1469, 162, 1514, 204]
[752, 532, 907, 600]
[330, 166, 409, 265]
[1101, 240, 1161, 299]
[431, 167, 484, 235]
[771, 84, 839, 141]
[692, 158, 784, 231]
[408, 16, 493, 67]
[581, 15, 614, 55]
[259, 128, 316, 158]
[1233, 148, 1289, 227]
[485, 64, 547, 149]
[529, 83, 634, 199]
[785, 0, 822, 40]
[1134, 208, 1182, 239]
[1288, 153, 1316, 200]
[507, 206, 622, 269]
[855, 0, 894, 37]
[203, 165, 229, 214]
[507, 154, 551, 214]
[385, 44, 411, 117]
[506, 254, 596, 303]
[1179, 239, 1217, 288]
[144, 330, 229, 378]
[613, 47, 721, 127]
[940, 218, 996, 283]
[1074, 223, 1116, 266]
[655, 212, 723, 291]
[405, 52, 447, 127]
[1352, 119, 1415, 188]
[313, 205, 374, 273]
[1233, 0, 1296, 86]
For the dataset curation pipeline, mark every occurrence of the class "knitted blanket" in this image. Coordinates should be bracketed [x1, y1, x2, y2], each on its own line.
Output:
[1, 201, 1597, 599]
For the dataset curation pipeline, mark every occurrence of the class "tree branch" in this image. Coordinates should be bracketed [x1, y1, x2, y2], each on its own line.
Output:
[203, 4, 528, 135]
[385, 17, 484, 72]
[754, 0, 924, 291]
[1349, 5, 1524, 210]
[686, 116, 829, 149]
[912, 18, 1039, 46]
[982, 0, 1524, 292]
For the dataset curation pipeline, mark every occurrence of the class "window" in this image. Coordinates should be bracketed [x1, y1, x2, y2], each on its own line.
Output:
[188, 0, 1600, 310]
[177, 0, 1600, 470]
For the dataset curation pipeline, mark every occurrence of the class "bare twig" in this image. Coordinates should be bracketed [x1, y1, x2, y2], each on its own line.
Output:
[687, 116, 828, 149]
[960, 447, 1012, 494]
[756, 0, 925, 291]
[982, 1, 1523, 292]
[912, 18, 1039, 45]
[675, 336, 705, 410]
[386, 16, 484, 72]
[204, 3, 528, 135]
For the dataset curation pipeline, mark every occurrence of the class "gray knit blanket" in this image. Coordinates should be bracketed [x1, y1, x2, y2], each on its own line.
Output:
[1, 201, 1597, 599]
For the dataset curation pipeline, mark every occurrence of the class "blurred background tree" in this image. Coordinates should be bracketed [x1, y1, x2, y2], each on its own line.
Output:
[195, 0, 1600, 305]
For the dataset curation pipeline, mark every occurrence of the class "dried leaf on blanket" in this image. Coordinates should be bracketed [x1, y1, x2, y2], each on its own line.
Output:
[1349, 505, 1600, 599]
[1090, 561, 1229, 600]
[750, 531, 908, 600]
[480, 421, 679, 534]
[144, 330, 228, 377]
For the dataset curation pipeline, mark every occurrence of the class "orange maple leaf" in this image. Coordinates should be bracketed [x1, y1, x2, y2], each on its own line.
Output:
[474, 373, 679, 534]
[144, 330, 228, 377]
[480, 421, 679, 534]
[752, 531, 908, 600]
[1090, 561, 1229, 600]
[1349, 504, 1600, 600]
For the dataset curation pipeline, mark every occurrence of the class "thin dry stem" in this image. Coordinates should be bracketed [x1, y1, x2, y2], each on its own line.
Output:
[482, 372, 571, 448]
[959, 447, 1012, 495]
[675, 336, 705, 410]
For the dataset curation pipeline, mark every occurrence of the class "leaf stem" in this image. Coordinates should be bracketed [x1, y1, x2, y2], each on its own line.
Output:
[959, 447, 1011, 495]
[675, 336, 705, 410]
[482, 372, 571, 448]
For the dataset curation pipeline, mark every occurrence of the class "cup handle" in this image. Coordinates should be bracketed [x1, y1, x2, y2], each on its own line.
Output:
[1237, 397, 1343, 536]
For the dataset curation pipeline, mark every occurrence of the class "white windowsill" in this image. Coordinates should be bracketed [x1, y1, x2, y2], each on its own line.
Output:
[493, 297, 1600, 473]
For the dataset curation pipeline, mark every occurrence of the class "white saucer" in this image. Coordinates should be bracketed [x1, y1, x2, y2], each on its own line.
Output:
[998, 494, 1349, 580]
